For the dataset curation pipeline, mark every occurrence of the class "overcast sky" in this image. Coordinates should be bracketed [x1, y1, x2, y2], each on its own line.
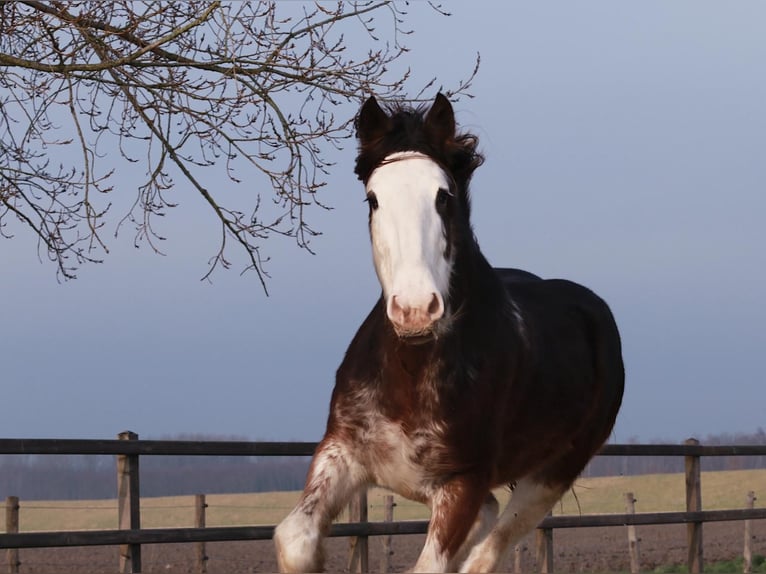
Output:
[3, 2, 765, 444]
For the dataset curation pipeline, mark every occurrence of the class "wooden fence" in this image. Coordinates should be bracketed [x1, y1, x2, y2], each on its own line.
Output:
[1, 434, 765, 573]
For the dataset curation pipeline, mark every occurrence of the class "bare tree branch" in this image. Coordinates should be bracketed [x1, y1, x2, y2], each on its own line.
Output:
[0, 1, 478, 286]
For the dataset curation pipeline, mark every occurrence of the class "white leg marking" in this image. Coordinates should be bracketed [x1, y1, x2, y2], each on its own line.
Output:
[273, 508, 323, 573]
[460, 478, 564, 573]
[412, 480, 490, 573]
[413, 532, 451, 573]
[451, 494, 499, 571]
[274, 440, 366, 573]
[411, 488, 455, 573]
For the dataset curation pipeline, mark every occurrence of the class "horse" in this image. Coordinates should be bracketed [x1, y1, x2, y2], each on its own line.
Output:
[273, 93, 624, 573]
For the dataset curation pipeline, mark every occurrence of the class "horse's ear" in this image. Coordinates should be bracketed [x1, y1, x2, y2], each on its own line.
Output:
[357, 96, 390, 144]
[424, 93, 456, 143]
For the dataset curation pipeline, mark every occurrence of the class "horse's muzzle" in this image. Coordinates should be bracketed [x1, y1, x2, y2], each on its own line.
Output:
[387, 292, 444, 336]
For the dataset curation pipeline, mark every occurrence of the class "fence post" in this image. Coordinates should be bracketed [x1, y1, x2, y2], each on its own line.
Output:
[5, 496, 19, 574]
[684, 437, 703, 574]
[513, 544, 524, 573]
[117, 431, 141, 574]
[380, 494, 395, 574]
[744, 491, 755, 574]
[624, 492, 641, 574]
[195, 494, 208, 574]
[535, 512, 553, 574]
[347, 489, 369, 573]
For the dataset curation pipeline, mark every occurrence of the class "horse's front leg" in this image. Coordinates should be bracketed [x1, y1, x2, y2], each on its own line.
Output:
[274, 437, 367, 573]
[413, 476, 489, 573]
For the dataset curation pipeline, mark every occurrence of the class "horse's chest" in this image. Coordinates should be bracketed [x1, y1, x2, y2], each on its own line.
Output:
[334, 352, 455, 499]
[362, 419, 446, 502]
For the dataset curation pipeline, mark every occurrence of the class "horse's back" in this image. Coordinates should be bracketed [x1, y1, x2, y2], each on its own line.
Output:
[493, 267, 624, 485]
[495, 267, 619, 342]
[494, 267, 542, 283]
[497, 266, 623, 391]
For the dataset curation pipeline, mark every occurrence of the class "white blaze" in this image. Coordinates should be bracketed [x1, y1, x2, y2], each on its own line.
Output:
[366, 152, 452, 336]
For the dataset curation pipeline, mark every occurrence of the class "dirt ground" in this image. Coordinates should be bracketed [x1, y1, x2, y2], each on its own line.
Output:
[11, 520, 764, 573]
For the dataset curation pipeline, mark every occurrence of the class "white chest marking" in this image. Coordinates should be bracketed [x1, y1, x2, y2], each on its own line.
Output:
[364, 419, 444, 502]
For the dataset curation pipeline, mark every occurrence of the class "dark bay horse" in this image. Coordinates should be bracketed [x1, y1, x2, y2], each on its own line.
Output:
[274, 94, 624, 572]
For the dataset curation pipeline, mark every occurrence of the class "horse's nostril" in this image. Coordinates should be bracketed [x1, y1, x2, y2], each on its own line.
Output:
[427, 293, 443, 319]
[389, 295, 410, 326]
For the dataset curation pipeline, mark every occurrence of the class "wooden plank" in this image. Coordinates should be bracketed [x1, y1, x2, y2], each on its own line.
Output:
[0, 438, 319, 456]
[540, 508, 766, 528]
[535, 523, 553, 573]
[0, 523, 429, 550]
[380, 495, 394, 574]
[195, 495, 208, 574]
[744, 491, 755, 574]
[2, 508, 766, 551]
[624, 492, 640, 574]
[599, 443, 766, 457]
[2, 438, 766, 458]
[117, 431, 141, 574]
[348, 490, 369, 573]
[0, 526, 277, 548]
[5, 496, 19, 574]
[513, 544, 524, 573]
[333, 520, 430, 537]
[685, 438, 703, 574]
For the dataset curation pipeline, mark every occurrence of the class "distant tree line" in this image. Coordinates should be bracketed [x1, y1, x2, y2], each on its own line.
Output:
[583, 428, 766, 477]
[1, 430, 765, 500]
[0, 434, 312, 500]
[0, 453, 311, 500]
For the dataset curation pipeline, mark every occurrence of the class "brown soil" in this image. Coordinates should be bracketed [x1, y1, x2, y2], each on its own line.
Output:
[13, 520, 765, 573]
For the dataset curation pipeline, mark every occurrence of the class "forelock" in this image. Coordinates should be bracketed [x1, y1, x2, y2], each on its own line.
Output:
[354, 101, 484, 187]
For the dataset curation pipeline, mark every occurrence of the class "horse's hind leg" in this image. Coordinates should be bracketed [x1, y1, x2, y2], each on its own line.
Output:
[274, 438, 366, 573]
[459, 477, 565, 573]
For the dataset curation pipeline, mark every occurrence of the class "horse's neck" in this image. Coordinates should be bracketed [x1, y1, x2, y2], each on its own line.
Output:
[452, 245, 507, 311]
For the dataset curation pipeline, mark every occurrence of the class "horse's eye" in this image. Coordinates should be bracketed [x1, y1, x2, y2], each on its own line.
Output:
[436, 188, 450, 208]
[366, 192, 379, 211]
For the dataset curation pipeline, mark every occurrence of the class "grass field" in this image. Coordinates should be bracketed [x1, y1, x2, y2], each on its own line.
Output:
[8, 468, 764, 533]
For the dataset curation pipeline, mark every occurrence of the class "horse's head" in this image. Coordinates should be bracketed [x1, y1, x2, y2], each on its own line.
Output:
[354, 94, 484, 340]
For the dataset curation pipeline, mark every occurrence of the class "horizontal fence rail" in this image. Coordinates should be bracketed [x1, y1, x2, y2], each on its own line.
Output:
[0, 439, 318, 457]
[3, 508, 766, 548]
[2, 436, 765, 574]
[2, 439, 766, 457]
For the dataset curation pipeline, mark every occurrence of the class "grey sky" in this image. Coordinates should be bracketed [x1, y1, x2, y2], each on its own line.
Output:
[3, 2, 765, 443]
